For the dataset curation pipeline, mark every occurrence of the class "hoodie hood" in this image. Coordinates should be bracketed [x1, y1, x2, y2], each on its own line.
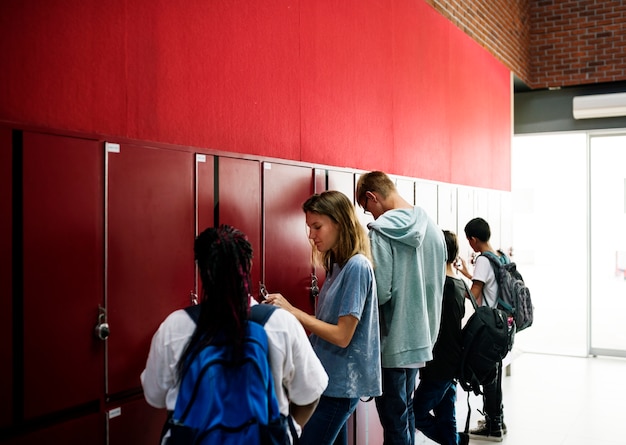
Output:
[367, 206, 429, 248]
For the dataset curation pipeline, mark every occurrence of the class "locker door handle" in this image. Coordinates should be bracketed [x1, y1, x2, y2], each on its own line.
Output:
[94, 306, 110, 340]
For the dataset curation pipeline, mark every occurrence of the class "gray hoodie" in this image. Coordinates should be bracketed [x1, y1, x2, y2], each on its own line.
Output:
[368, 206, 446, 367]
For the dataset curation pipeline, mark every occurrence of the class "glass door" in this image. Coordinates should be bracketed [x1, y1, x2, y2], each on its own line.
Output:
[589, 133, 626, 357]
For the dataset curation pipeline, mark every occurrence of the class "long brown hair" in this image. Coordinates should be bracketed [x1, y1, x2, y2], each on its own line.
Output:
[302, 191, 371, 272]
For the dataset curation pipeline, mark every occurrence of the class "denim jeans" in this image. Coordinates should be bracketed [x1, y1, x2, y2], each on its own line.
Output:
[413, 378, 459, 445]
[299, 395, 359, 445]
[375, 367, 419, 445]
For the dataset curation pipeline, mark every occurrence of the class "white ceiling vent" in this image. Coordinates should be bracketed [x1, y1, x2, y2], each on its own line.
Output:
[572, 92, 626, 119]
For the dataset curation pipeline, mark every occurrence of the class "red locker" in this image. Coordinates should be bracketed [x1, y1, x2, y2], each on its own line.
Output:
[217, 157, 262, 295]
[22, 132, 104, 420]
[107, 397, 166, 445]
[2, 412, 105, 445]
[106, 143, 195, 397]
[196, 153, 215, 235]
[0, 127, 13, 428]
[262, 162, 315, 312]
[327, 170, 354, 200]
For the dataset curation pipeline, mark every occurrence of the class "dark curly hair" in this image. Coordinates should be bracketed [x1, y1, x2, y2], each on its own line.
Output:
[178, 225, 253, 379]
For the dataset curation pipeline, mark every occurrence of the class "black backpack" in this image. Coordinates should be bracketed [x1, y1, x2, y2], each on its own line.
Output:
[481, 250, 534, 332]
[457, 282, 515, 396]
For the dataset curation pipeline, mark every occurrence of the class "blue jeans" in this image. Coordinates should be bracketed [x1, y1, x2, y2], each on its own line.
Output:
[375, 367, 419, 445]
[413, 378, 459, 445]
[299, 395, 359, 445]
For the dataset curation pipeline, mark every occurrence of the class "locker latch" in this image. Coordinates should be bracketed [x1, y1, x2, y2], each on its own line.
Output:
[94, 305, 110, 341]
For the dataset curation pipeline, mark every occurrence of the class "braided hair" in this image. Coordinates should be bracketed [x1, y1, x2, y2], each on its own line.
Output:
[177, 225, 253, 379]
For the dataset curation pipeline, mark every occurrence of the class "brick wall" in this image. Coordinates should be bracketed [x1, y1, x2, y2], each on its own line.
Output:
[424, 0, 531, 84]
[425, 0, 626, 89]
[530, 0, 626, 88]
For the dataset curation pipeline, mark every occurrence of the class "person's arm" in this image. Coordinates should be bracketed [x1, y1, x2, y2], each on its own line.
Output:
[289, 400, 320, 427]
[265, 294, 358, 348]
[470, 280, 484, 307]
[370, 234, 393, 306]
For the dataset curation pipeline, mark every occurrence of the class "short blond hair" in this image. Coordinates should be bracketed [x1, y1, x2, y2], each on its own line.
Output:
[356, 171, 396, 205]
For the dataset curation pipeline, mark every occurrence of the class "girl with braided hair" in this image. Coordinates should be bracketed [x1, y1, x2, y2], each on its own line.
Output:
[179, 224, 254, 370]
[141, 225, 328, 444]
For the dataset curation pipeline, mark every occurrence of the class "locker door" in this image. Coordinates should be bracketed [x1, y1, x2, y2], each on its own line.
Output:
[395, 178, 415, 205]
[327, 170, 354, 198]
[415, 180, 438, 222]
[0, 127, 13, 428]
[217, 157, 262, 294]
[108, 397, 165, 445]
[196, 153, 215, 235]
[437, 183, 457, 232]
[262, 163, 314, 312]
[323, 169, 355, 287]
[22, 132, 104, 420]
[106, 144, 195, 398]
[3, 412, 104, 445]
[456, 186, 474, 262]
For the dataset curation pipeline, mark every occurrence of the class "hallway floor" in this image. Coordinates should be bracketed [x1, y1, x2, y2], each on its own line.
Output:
[417, 352, 626, 445]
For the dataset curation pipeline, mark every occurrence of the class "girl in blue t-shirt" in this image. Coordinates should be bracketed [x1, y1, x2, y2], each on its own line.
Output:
[266, 190, 382, 445]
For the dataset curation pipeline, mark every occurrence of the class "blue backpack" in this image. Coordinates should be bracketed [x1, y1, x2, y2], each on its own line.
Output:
[166, 304, 291, 445]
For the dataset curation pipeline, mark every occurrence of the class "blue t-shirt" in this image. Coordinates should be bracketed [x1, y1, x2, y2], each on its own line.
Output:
[309, 254, 382, 398]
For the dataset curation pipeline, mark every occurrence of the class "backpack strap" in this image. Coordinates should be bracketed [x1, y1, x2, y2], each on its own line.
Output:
[183, 303, 201, 323]
[479, 252, 514, 314]
[460, 279, 480, 434]
[250, 303, 278, 326]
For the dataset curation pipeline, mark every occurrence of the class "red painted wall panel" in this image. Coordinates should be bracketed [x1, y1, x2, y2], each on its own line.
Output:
[300, 1, 394, 173]
[0, 2, 126, 135]
[106, 144, 195, 396]
[22, 132, 104, 419]
[0, 0, 511, 191]
[0, 127, 12, 427]
[124, 1, 301, 158]
[447, 32, 511, 189]
[393, 0, 452, 182]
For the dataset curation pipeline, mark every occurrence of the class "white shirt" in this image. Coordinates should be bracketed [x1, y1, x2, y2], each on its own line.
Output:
[140, 302, 328, 424]
[472, 255, 499, 308]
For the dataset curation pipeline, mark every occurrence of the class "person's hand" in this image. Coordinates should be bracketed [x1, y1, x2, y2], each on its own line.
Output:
[265, 293, 295, 312]
[455, 257, 472, 279]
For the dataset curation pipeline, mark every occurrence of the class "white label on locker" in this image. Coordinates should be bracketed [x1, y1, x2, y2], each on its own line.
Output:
[196, 154, 206, 163]
[264, 162, 272, 170]
[108, 407, 122, 419]
[105, 142, 120, 153]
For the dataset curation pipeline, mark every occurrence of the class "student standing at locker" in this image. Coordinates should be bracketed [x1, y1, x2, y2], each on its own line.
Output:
[141, 225, 328, 444]
[456, 217, 508, 442]
[413, 230, 468, 445]
[266, 190, 382, 445]
[356, 171, 446, 445]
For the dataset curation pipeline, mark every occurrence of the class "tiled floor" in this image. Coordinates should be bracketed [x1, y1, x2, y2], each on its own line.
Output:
[417, 352, 626, 445]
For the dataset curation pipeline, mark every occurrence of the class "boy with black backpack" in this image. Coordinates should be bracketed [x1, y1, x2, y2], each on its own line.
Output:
[141, 225, 328, 444]
[456, 217, 510, 442]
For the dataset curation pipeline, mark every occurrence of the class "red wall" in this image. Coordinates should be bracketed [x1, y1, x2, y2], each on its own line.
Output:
[0, 0, 511, 190]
